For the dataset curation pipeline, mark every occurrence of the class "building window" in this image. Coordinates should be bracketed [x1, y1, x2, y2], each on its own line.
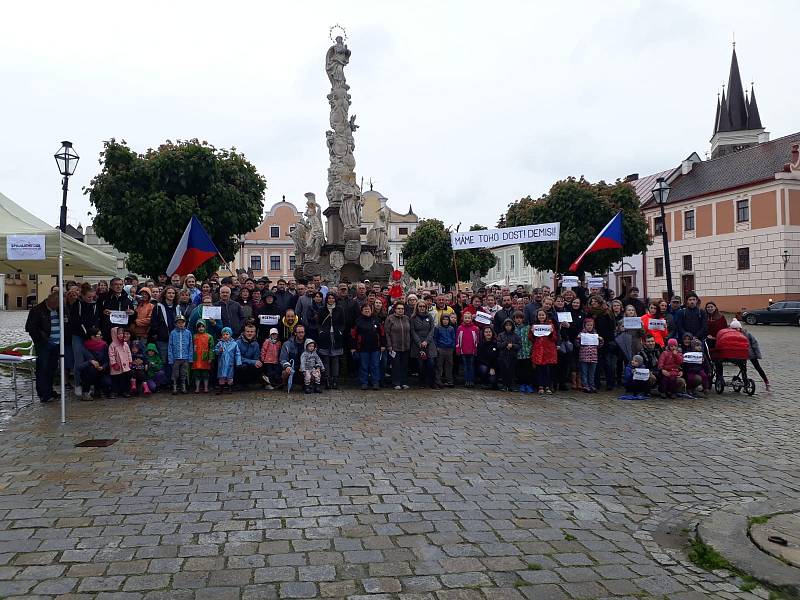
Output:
[654, 257, 664, 277]
[289, 255, 296, 271]
[496, 257, 502, 272]
[684, 210, 695, 231]
[683, 255, 692, 271]
[510, 255, 515, 271]
[398, 253, 405, 267]
[16, 297, 22, 308]
[28, 274, 37, 281]
[270, 255, 281, 271]
[736, 199, 750, 223]
[654, 216, 664, 235]
[360, 227, 367, 235]
[270, 226, 280, 238]
[737, 247, 750, 270]
[250, 255, 262, 271]
[289, 225, 296, 233]
[399, 227, 408, 236]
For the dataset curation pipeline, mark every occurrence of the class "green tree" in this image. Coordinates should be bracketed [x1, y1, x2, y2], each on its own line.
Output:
[504, 177, 650, 275]
[86, 138, 266, 279]
[402, 220, 496, 287]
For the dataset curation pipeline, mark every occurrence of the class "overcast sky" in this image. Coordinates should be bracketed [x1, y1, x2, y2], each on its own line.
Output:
[1, 0, 797, 232]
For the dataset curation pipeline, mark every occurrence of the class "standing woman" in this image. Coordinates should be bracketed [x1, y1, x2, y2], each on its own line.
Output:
[318, 292, 345, 388]
[705, 301, 727, 346]
[642, 301, 668, 348]
[150, 285, 179, 379]
[306, 291, 325, 342]
[255, 292, 280, 343]
[69, 283, 102, 396]
[350, 303, 383, 390]
[411, 301, 438, 388]
[659, 299, 676, 340]
[384, 301, 412, 390]
[131, 287, 154, 345]
[238, 287, 254, 321]
[529, 309, 557, 395]
[372, 297, 389, 382]
[567, 297, 585, 390]
[177, 289, 194, 321]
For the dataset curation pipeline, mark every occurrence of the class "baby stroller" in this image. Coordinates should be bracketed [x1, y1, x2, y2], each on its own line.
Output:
[707, 330, 756, 396]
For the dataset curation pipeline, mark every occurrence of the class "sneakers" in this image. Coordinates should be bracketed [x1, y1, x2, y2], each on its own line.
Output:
[401, 385, 410, 390]
[74, 385, 83, 398]
[143, 383, 151, 396]
[394, 385, 402, 390]
[264, 384, 275, 391]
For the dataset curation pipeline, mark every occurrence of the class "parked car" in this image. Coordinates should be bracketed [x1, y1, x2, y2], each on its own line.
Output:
[742, 301, 800, 325]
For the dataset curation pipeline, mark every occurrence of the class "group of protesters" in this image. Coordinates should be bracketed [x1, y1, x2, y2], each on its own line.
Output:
[25, 271, 768, 402]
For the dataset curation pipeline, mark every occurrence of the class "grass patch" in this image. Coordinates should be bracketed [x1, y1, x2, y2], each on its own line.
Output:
[740, 580, 757, 592]
[527, 562, 542, 570]
[513, 580, 528, 588]
[747, 514, 770, 526]
[687, 538, 731, 571]
[563, 533, 577, 541]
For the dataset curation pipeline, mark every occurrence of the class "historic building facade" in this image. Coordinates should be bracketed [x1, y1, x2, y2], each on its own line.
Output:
[237, 198, 302, 281]
[360, 189, 418, 273]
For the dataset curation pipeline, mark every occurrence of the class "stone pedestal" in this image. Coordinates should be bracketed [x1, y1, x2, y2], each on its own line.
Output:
[323, 206, 343, 245]
[294, 243, 393, 285]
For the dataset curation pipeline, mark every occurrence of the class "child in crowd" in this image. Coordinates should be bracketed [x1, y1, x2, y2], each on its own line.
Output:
[129, 340, 151, 396]
[682, 338, 710, 397]
[260, 327, 282, 390]
[145, 343, 166, 392]
[455, 312, 480, 388]
[192, 320, 215, 393]
[214, 327, 241, 395]
[476, 326, 498, 389]
[496, 318, 521, 391]
[168, 315, 193, 395]
[731, 319, 770, 391]
[108, 326, 132, 398]
[577, 317, 602, 393]
[77, 326, 110, 400]
[623, 354, 651, 397]
[513, 311, 533, 393]
[640, 334, 662, 390]
[679, 332, 694, 354]
[657, 338, 685, 398]
[530, 309, 557, 395]
[435, 314, 456, 388]
[300, 338, 325, 394]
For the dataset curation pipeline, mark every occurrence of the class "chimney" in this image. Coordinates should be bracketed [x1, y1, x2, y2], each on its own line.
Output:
[624, 173, 639, 182]
[681, 159, 694, 175]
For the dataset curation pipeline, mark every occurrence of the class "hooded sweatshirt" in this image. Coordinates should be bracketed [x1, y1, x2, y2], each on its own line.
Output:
[146, 343, 164, 378]
[108, 327, 132, 374]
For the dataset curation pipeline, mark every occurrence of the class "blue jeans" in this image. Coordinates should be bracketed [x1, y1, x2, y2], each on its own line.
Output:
[72, 335, 85, 387]
[462, 355, 475, 384]
[358, 351, 380, 386]
[580, 361, 597, 389]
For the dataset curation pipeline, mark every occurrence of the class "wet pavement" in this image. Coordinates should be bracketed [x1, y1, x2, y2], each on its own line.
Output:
[0, 323, 798, 599]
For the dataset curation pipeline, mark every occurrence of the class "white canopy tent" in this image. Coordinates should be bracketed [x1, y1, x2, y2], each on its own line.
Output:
[0, 191, 118, 422]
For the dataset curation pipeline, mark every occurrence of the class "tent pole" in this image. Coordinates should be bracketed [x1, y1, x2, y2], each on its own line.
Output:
[58, 233, 66, 424]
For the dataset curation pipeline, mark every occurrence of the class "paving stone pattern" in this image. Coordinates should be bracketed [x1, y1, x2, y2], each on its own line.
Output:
[0, 325, 798, 599]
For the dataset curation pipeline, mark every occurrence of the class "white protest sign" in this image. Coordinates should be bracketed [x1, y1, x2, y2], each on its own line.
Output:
[451, 222, 560, 250]
[109, 311, 129, 325]
[533, 324, 552, 337]
[683, 352, 703, 364]
[623, 316, 642, 329]
[259, 314, 279, 326]
[648, 318, 667, 331]
[7, 235, 45, 260]
[475, 311, 492, 325]
[580, 332, 599, 346]
[587, 277, 604, 290]
[556, 312, 573, 323]
[561, 275, 579, 289]
[202, 306, 222, 320]
[633, 368, 651, 381]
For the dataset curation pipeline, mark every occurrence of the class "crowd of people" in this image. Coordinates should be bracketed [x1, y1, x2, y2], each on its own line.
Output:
[24, 271, 769, 403]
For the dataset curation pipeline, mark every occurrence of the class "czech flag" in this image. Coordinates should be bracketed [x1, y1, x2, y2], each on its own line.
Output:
[166, 216, 220, 276]
[569, 211, 624, 272]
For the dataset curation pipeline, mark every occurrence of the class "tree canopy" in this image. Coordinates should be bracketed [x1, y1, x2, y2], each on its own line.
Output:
[86, 138, 266, 279]
[402, 220, 496, 288]
[503, 177, 650, 275]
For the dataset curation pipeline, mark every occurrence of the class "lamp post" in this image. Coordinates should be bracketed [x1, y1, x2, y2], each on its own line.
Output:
[652, 177, 673, 301]
[54, 141, 80, 233]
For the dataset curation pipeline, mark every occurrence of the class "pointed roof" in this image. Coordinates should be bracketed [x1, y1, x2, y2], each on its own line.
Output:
[713, 94, 721, 135]
[726, 47, 748, 130]
[716, 88, 733, 132]
[747, 84, 762, 129]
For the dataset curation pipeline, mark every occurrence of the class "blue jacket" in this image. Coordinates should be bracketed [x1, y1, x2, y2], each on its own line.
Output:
[168, 327, 193, 363]
[236, 335, 261, 366]
[434, 325, 456, 349]
[674, 306, 707, 340]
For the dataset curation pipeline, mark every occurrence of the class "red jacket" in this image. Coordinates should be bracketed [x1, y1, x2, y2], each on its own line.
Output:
[260, 338, 281, 364]
[529, 322, 557, 366]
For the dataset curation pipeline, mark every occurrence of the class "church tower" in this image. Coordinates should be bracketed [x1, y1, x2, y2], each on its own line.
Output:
[710, 45, 768, 159]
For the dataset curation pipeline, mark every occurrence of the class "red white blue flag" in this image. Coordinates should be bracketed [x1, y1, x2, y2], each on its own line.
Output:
[569, 211, 624, 272]
[166, 216, 220, 276]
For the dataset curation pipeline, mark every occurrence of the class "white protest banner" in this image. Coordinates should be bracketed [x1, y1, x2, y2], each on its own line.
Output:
[109, 311, 129, 325]
[633, 368, 651, 381]
[556, 312, 573, 323]
[7, 235, 45, 261]
[202, 306, 222, 320]
[623, 316, 642, 329]
[648, 318, 667, 331]
[683, 352, 703, 364]
[451, 222, 560, 250]
[561, 275, 579, 289]
[587, 277, 604, 290]
[580, 332, 599, 346]
[259, 314, 279, 326]
[474, 311, 492, 325]
[533, 324, 552, 337]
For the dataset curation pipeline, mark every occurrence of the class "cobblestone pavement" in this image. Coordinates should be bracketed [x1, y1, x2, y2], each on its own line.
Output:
[0, 324, 798, 599]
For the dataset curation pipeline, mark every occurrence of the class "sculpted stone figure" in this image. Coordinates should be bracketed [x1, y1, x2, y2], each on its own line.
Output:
[325, 36, 351, 88]
[290, 219, 308, 265]
[305, 193, 325, 263]
[340, 193, 362, 231]
[367, 203, 390, 262]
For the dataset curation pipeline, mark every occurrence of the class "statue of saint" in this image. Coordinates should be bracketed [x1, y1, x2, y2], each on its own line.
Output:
[325, 36, 351, 88]
[305, 193, 325, 262]
[290, 219, 308, 266]
[340, 192, 362, 230]
[369, 203, 390, 262]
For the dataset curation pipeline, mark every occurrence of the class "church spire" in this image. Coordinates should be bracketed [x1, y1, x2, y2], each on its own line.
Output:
[747, 83, 762, 129]
[726, 46, 748, 130]
[713, 93, 721, 136]
[716, 87, 732, 133]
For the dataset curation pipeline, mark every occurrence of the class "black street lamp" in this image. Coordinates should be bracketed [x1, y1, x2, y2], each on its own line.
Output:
[652, 177, 673, 300]
[54, 141, 80, 233]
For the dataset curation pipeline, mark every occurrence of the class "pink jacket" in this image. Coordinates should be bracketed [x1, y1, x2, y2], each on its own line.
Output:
[456, 324, 480, 355]
[108, 327, 132, 374]
[260, 338, 281, 364]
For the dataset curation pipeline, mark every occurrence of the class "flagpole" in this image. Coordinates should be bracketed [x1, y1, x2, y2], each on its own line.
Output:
[553, 239, 560, 291]
[452, 223, 462, 294]
[217, 252, 237, 277]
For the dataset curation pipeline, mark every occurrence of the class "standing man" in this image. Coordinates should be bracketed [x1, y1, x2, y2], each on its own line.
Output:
[273, 279, 294, 315]
[674, 293, 707, 340]
[621, 286, 647, 316]
[99, 277, 134, 341]
[25, 292, 61, 403]
[215, 286, 245, 337]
